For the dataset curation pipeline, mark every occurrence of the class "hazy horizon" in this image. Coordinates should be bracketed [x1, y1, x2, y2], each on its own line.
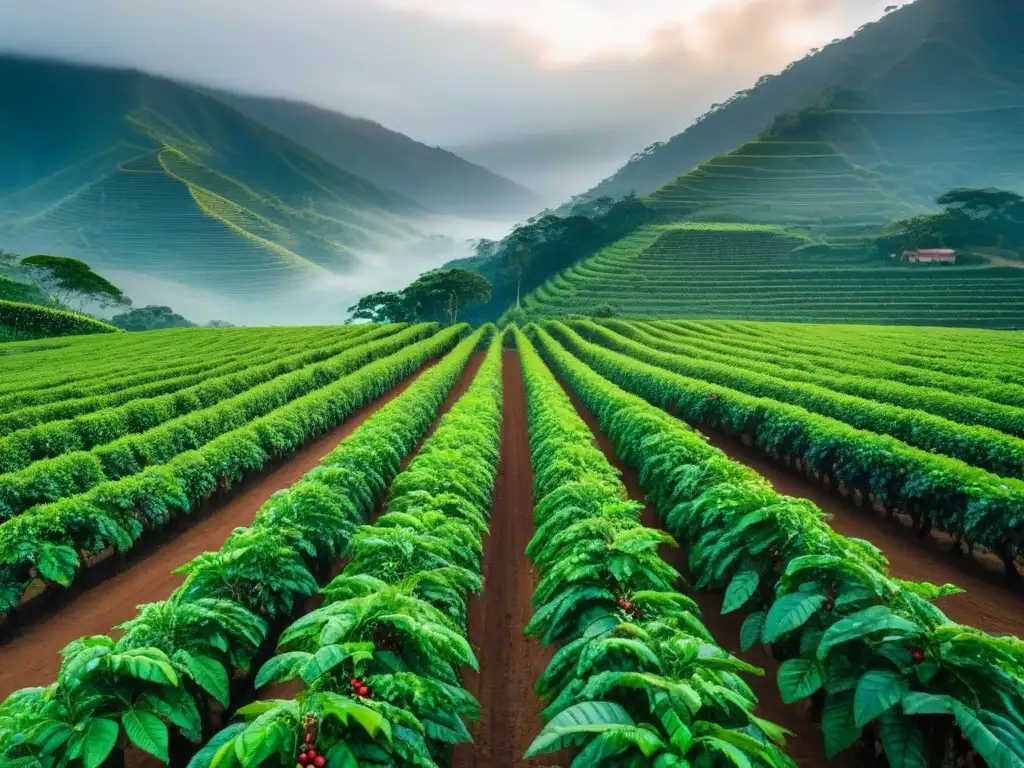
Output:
[1, 0, 898, 200]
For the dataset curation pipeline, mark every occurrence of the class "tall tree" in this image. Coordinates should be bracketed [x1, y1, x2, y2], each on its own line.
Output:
[346, 291, 413, 324]
[20, 255, 130, 310]
[406, 269, 491, 325]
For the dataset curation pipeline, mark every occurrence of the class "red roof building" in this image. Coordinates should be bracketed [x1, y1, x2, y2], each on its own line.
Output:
[901, 249, 956, 264]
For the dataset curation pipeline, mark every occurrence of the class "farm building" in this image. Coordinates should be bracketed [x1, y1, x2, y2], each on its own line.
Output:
[900, 248, 957, 264]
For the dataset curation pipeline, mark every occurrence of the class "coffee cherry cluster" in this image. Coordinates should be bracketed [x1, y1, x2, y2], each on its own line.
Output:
[616, 596, 643, 620]
[349, 677, 372, 698]
[297, 714, 326, 767]
[910, 648, 926, 663]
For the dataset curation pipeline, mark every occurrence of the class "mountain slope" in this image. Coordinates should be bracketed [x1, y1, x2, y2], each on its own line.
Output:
[202, 88, 538, 217]
[582, 0, 1024, 205]
[521, 223, 1024, 328]
[0, 55, 427, 304]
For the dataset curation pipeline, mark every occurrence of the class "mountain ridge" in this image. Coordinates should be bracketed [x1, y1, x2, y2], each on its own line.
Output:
[0, 54, 441, 315]
[200, 87, 539, 217]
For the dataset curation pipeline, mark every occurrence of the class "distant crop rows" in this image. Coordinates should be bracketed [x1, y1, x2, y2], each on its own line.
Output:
[523, 224, 1024, 328]
[549, 319, 1024, 574]
[0, 322, 467, 613]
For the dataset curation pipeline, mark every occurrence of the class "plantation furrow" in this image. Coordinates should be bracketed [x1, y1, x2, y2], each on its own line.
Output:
[452, 347, 554, 768]
[0, 360, 432, 700]
[532, 323, 1024, 767]
[0, 328, 489, 766]
[0, 325, 467, 617]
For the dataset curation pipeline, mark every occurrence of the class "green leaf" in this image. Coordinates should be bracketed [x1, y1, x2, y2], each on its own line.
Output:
[762, 593, 826, 643]
[123, 710, 169, 761]
[326, 743, 360, 768]
[254, 652, 311, 688]
[523, 701, 634, 758]
[81, 718, 119, 768]
[301, 644, 352, 685]
[722, 569, 760, 614]
[821, 692, 859, 759]
[186, 723, 245, 768]
[739, 610, 766, 652]
[777, 658, 824, 704]
[816, 606, 922, 661]
[181, 653, 230, 707]
[879, 711, 928, 768]
[854, 670, 907, 727]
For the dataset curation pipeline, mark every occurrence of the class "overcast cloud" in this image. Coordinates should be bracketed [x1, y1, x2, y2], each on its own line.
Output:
[0, 0, 896, 198]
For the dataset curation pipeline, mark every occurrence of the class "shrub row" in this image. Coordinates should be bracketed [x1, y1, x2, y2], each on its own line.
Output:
[0, 326, 488, 766]
[0, 324, 468, 613]
[531, 324, 1024, 767]
[191, 330, 504, 767]
[570, 319, 1024, 479]
[648, 321, 1024, 409]
[0, 325, 429, 520]
[548, 322, 1024, 576]
[0, 326, 373, 435]
[515, 328, 794, 766]
[0, 300, 119, 340]
[0, 327, 320, 407]
[0, 324, 409, 475]
[611, 320, 1024, 436]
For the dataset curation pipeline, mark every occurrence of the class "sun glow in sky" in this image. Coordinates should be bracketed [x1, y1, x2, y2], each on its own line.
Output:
[377, 0, 892, 64]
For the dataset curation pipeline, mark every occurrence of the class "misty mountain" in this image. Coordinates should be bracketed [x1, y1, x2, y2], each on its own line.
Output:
[203, 88, 538, 218]
[581, 0, 1024, 207]
[0, 54, 447, 317]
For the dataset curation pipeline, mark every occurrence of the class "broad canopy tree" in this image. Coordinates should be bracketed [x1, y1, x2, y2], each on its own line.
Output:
[20, 255, 130, 310]
[348, 269, 491, 326]
[876, 187, 1024, 256]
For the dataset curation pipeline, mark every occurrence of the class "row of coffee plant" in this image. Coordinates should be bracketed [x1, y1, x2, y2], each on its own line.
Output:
[189, 331, 505, 766]
[515, 328, 796, 766]
[532, 324, 1024, 767]
[0, 326, 488, 765]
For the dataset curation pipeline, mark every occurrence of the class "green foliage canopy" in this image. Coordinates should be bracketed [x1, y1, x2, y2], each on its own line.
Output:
[20, 255, 130, 309]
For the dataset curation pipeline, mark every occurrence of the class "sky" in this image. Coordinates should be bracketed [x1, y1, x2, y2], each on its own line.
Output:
[0, 0, 897, 199]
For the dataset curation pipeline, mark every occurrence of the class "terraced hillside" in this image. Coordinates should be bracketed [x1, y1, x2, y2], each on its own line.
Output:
[646, 140, 917, 236]
[522, 224, 1024, 327]
[582, 0, 1024, 205]
[0, 55, 426, 304]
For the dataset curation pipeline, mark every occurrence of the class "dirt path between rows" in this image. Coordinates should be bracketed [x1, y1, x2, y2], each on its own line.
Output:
[701, 429, 1024, 639]
[560, 385, 846, 767]
[0, 364, 436, 701]
[452, 349, 559, 768]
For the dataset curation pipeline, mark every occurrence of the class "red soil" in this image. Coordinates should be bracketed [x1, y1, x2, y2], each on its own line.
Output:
[0, 365, 433, 700]
[700, 429, 1024, 639]
[452, 349, 562, 768]
[560, 385, 847, 767]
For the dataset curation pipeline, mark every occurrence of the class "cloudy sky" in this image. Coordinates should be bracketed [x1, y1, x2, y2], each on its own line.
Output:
[0, 0, 897, 199]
